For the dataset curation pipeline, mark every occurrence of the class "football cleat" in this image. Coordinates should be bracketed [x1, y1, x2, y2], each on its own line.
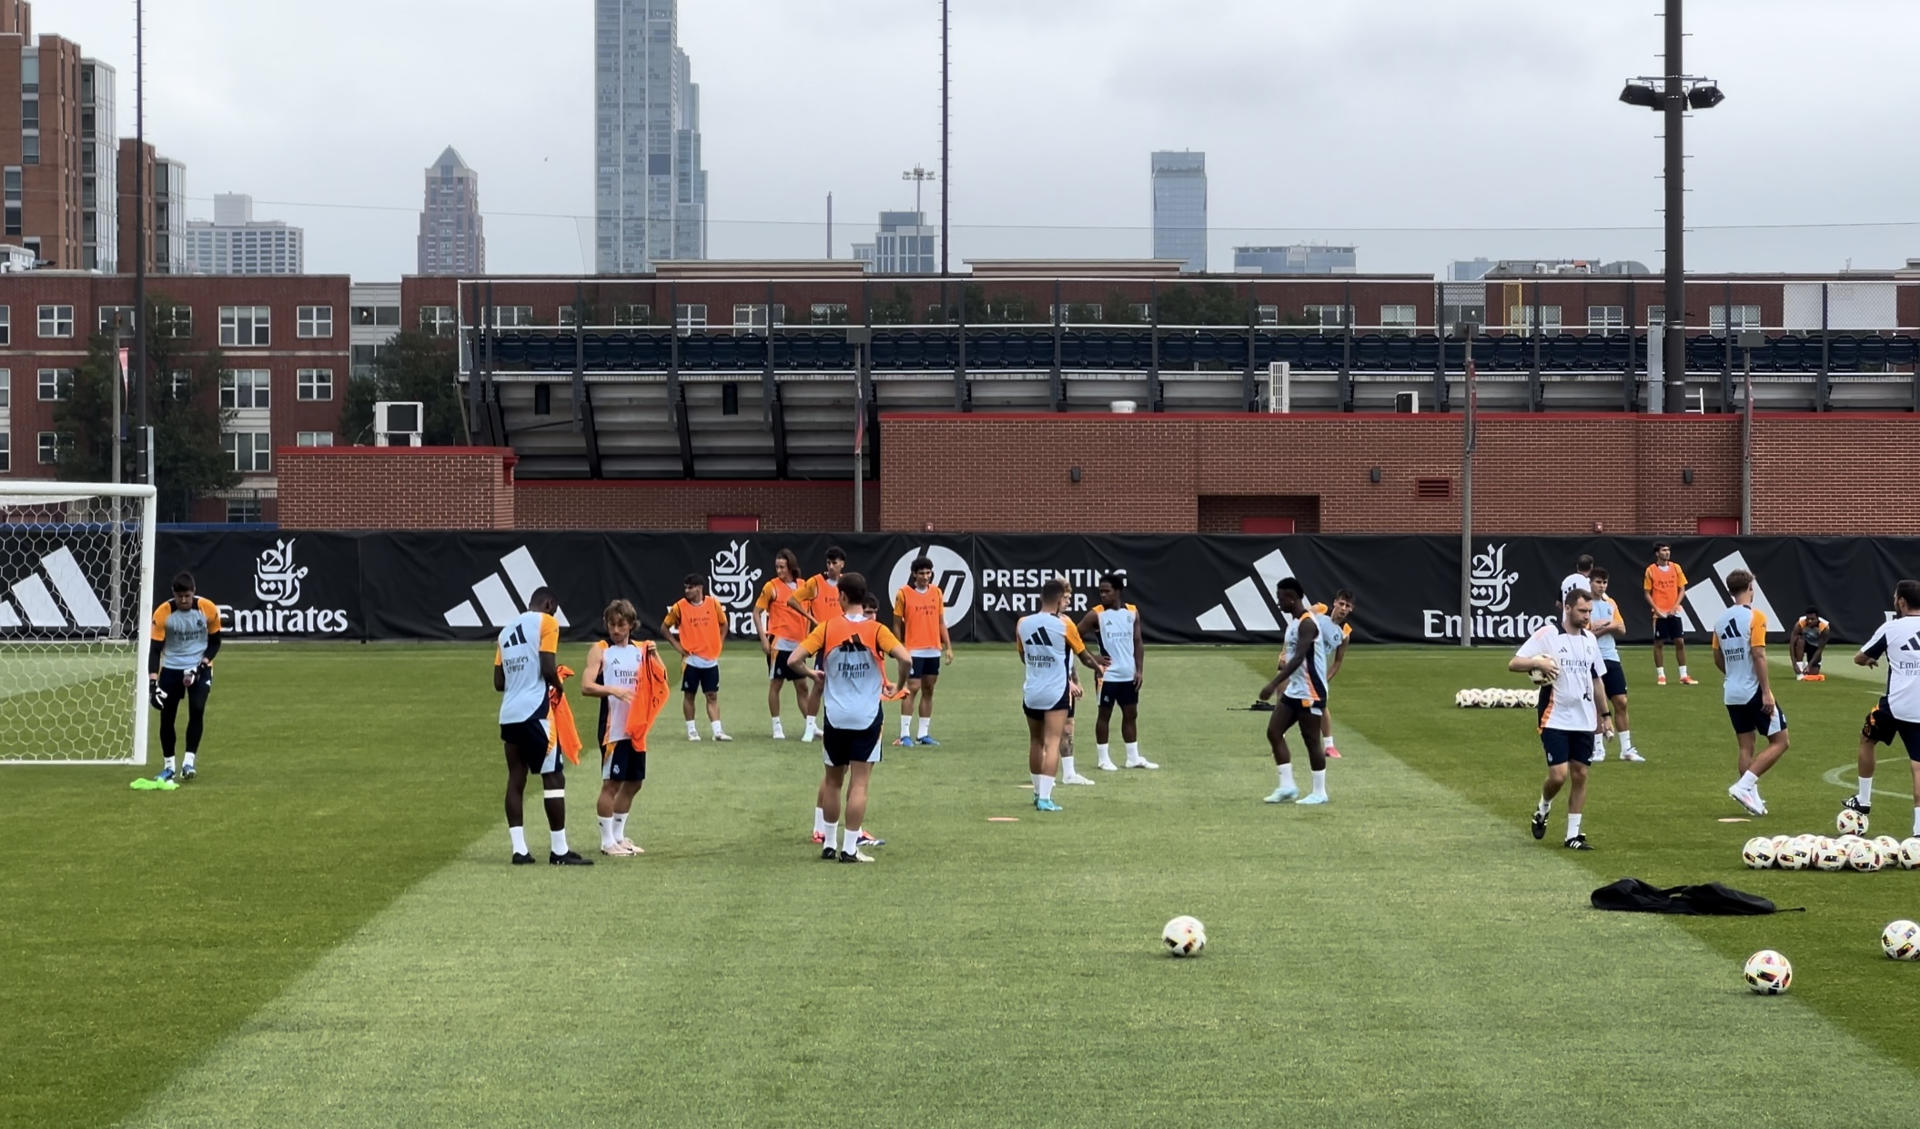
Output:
[712, 732, 733, 742]
[891, 737, 914, 747]
[1324, 744, 1342, 759]
[916, 736, 941, 747]
[820, 846, 838, 861]
[1843, 796, 1872, 816]
[1531, 809, 1548, 840]
[1656, 674, 1668, 686]
[179, 764, 196, 781]
[1590, 749, 1607, 764]
[810, 830, 827, 845]
[1679, 675, 1699, 685]
[1125, 757, 1159, 770]
[1264, 786, 1299, 804]
[1034, 797, 1063, 812]
[1564, 834, 1593, 850]
[1729, 785, 1767, 817]
[600, 842, 636, 857]
[1061, 773, 1096, 786]
[155, 767, 176, 783]
[1096, 760, 1119, 772]
[1619, 748, 1646, 763]
[1298, 793, 1330, 806]
[549, 850, 594, 866]
[617, 839, 644, 854]
[838, 849, 875, 863]
[856, 830, 885, 848]
[510, 852, 537, 866]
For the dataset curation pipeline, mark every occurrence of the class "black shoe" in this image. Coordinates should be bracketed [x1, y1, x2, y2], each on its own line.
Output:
[1564, 834, 1593, 851]
[549, 850, 593, 866]
[1250, 700, 1275, 713]
[511, 852, 536, 865]
[838, 849, 875, 863]
[1531, 810, 1548, 840]
[1843, 796, 1872, 816]
[820, 846, 838, 861]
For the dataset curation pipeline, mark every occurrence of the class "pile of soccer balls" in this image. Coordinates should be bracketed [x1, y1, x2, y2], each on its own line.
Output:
[1741, 809, 1920, 873]
[1162, 915, 1206, 958]
[1454, 688, 1536, 709]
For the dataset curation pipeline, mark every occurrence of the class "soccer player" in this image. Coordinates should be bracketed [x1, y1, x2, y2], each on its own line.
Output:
[1314, 591, 1355, 759]
[1510, 588, 1612, 850]
[756, 549, 812, 739]
[892, 555, 954, 747]
[1791, 606, 1831, 681]
[147, 571, 221, 783]
[494, 587, 590, 865]
[1713, 569, 1788, 816]
[1017, 578, 1107, 811]
[1559, 554, 1597, 607]
[1051, 575, 1098, 784]
[582, 600, 666, 857]
[1261, 579, 1340, 806]
[1586, 569, 1642, 762]
[1080, 572, 1153, 772]
[786, 572, 911, 863]
[663, 573, 730, 742]
[1644, 543, 1694, 685]
[1842, 579, 1920, 838]
[788, 546, 849, 741]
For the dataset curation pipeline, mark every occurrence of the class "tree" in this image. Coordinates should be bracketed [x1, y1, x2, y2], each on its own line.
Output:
[340, 330, 464, 446]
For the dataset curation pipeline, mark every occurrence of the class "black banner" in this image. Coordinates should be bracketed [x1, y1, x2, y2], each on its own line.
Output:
[149, 531, 1920, 648]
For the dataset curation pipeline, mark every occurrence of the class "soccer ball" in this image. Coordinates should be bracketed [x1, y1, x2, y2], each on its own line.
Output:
[1882, 920, 1920, 961]
[1741, 837, 1776, 869]
[1837, 807, 1869, 836]
[1770, 834, 1791, 852]
[1813, 839, 1846, 871]
[1744, 949, 1792, 994]
[1775, 840, 1812, 870]
[1845, 838, 1882, 872]
[1528, 667, 1552, 686]
[1900, 838, 1920, 871]
[1873, 835, 1900, 861]
[1162, 915, 1206, 958]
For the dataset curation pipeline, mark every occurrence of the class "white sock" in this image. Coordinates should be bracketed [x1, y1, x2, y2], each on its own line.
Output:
[598, 816, 616, 848]
[163, 756, 176, 773]
[183, 751, 197, 768]
[1125, 741, 1141, 761]
[1061, 755, 1077, 779]
[1031, 773, 1044, 793]
[1320, 736, 1334, 751]
[808, 715, 820, 731]
[1567, 813, 1583, 839]
[1618, 729, 1632, 751]
[1310, 769, 1327, 796]
[1912, 806, 1919, 837]
[1737, 771, 1760, 791]
[900, 716, 913, 738]
[1679, 665, 1689, 678]
[1038, 775, 1056, 800]
[917, 717, 931, 739]
[842, 827, 861, 854]
[1096, 743, 1112, 764]
[686, 720, 698, 737]
[1279, 763, 1296, 790]
[711, 720, 725, 737]
[1537, 795, 1552, 817]
[1657, 667, 1667, 679]
[616, 812, 632, 841]
[508, 826, 528, 855]
[772, 718, 785, 738]
[1859, 777, 1874, 806]
[550, 829, 569, 855]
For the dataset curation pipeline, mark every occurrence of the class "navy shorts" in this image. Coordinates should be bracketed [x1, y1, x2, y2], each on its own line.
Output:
[1654, 615, 1685, 643]
[156, 665, 212, 707]
[601, 739, 647, 782]
[909, 655, 942, 679]
[682, 664, 720, 694]
[768, 648, 806, 681]
[1601, 659, 1628, 699]
[1727, 693, 1787, 737]
[1862, 697, 1920, 759]
[1283, 695, 1325, 719]
[1099, 679, 1139, 708]
[500, 715, 560, 774]
[1023, 691, 1072, 721]
[1541, 729, 1596, 766]
[821, 718, 884, 767]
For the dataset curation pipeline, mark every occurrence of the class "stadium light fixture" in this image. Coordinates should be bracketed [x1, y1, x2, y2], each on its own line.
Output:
[1619, 82, 1662, 110]
[1687, 84, 1725, 110]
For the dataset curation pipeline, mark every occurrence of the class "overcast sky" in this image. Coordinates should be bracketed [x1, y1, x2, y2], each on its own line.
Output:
[53, 0, 1920, 278]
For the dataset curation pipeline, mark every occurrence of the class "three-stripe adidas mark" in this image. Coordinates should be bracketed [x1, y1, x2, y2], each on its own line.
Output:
[1024, 626, 1054, 647]
[0, 548, 112, 629]
[1196, 548, 1296, 632]
[443, 546, 569, 629]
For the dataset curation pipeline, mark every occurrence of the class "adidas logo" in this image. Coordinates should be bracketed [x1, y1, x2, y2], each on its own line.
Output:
[1679, 550, 1780, 637]
[0, 547, 111, 630]
[443, 547, 569, 629]
[1196, 548, 1296, 632]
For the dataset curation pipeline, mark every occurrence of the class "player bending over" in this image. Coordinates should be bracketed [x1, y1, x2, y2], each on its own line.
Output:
[1262, 579, 1338, 806]
[1080, 572, 1154, 772]
[1511, 588, 1611, 849]
[1843, 580, 1920, 838]
[893, 555, 955, 747]
[1586, 569, 1642, 762]
[148, 572, 221, 783]
[495, 588, 590, 865]
[1714, 569, 1788, 816]
[1017, 578, 1107, 811]
[664, 573, 730, 742]
[582, 599, 667, 856]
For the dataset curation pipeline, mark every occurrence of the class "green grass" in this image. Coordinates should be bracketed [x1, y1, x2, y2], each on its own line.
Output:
[3, 642, 1918, 1128]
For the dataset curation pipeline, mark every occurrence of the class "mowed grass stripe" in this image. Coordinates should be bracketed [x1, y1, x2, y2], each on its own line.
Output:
[121, 647, 1916, 1129]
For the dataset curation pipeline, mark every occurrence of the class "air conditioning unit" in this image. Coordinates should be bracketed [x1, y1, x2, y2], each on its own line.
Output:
[374, 401, 424, 447]
[1393, 391, 1420, 414]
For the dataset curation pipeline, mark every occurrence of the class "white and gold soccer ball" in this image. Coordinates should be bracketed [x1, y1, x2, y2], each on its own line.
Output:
[1741, 837, 1776, 869]
[1813, 839, 1846, 871]
[1845, 838, 1882, 872]
[1836, 807, 1870, 836]
[1873, 835, 1900, 862]
[1162, 915, 1206, 958]
[1900, 838, 1920, 871]
[1528, 667, 1552, 686]
[1882, 920, 1920, 961]
[1775, 840, 1812, 870]
[1744, 950, 1792, 994]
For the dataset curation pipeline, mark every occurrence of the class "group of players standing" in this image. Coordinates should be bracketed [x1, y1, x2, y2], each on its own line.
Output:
[490, 548, 1162, 866]
[1510, 545, 1920, 852]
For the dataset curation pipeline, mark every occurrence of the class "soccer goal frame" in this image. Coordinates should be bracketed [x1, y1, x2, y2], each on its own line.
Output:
[0, 481, 157, 766]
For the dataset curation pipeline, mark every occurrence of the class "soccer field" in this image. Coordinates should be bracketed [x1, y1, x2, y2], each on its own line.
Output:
[4, 642, 1919, 1128]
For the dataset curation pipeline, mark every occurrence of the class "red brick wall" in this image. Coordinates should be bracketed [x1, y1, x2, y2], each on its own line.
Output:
[277, 447, 516, 530]
[515, 481, 880, 531]
[877, 412, 1899, 534]
[1196, 495, 1322, 533]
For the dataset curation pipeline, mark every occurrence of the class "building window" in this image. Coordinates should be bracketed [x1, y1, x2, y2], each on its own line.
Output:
[615, 304, 651, 326]
[351, 345, 384, 380]
[1131, 303, 1153, 322]
[810, 303, 849, 326]
[1588, 305, 1625, 333]
[1710, 305, 1762, 332]
[296, 431, 334, 447]
[0, 430, 9, 473]
[0, 371, 8, 408]
[219, 306, 270, 347]
[1509, 305, 1564, 337]
[1303, 304, 1352, 332]
[557, 307, 579, 328]
[37, 431, 67, 465]
[732, 304, 786, 334]
[37, 305, 74, 338]
[1256, 305, 1281, 326]
[161, 306, 193, 339]
[297, 368, 334, 402]
[225, 497, 263, 523]
[487, 306, 532, 328]
[675, 304, 708, 330]
[169, 371, 191, 401]
[1380, 305, 1417, 335]
[36, 369, 73, 401]
[0, 305, 9, 346]
[22, 134, 37, 165]
[419, 306, 456, 336]
[219, 369, 272, 409]
[1646, 305, 1665, 328]
[221, 431, 272, 472]
[351, 305, 401, 327]
[296, 305, 333, 338]
[97, 306, 135, 334]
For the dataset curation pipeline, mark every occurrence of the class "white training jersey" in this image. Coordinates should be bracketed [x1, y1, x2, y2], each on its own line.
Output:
[1860, 615, 1920, 722]
[1283, 612, 1342, 705]
[1514, 625, 1605, 733]
[495, 610, 559, 724]
[1588, 596, 1623, 662]
[1095, 604, 1139, 682]
[808, 614, 902, 730]
[1712, 604, 1769, 706]
[595, 641, 642, 744]
[1018, 611, 1084, 710]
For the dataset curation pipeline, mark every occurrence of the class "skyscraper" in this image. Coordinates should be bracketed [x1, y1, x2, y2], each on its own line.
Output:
[184, 193, 303, 275]
[1151, 151, 1207, 273]
[595, 0, 708, 273]
[418, 147, 484, 276]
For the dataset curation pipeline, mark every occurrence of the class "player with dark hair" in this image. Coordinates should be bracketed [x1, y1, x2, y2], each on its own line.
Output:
[582, 599, 667, 856]
[788, 546, 849, 742]
[1261, 578, 1339, 806]
[1843, 579, 1920, 839]
[1081, 572, 1153, 772]
[1017, 578, 1107, 810]
[893, 555, 954, 747]
[1511, 588, 1611, 849]
[1586, 568, 1642, 762]
[148, 571, 221, 783]
[1792, 605, 1831, 682]
[494, 587, 589, 865]
[1715, 569, 1787, 816]
[664, 573, 729, 742]
[1313, 590, 1355, 759]
[756, 548, 812, 739]
[1644, 543, 1694, 685]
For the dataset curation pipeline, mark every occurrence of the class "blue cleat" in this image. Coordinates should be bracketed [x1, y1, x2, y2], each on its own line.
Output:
[1035, 797, 1063, 812]
[1298, 793, 1330, 806]
[180, 765, 196, 782]
[916, 736, 941, 747]
[1263, 786, 1298, 804]
[155, 767, 176, 783]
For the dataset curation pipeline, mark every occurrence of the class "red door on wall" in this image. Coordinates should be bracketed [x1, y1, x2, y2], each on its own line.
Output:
[708, 515, 761, 532]
[1695, 516, 1740, 535]
[1240, 517, 1297, 534]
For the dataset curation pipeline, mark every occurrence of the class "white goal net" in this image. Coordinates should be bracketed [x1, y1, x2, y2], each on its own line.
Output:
[0, 482, 156, 765]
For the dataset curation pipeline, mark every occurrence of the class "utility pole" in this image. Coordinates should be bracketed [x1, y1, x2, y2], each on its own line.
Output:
[133, 0, 148, 483]
[940, 0, 950, 276]
[1662, 0, 1685, 413]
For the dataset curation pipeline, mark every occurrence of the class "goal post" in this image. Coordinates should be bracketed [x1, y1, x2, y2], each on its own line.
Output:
[0, 481, 157, 765]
